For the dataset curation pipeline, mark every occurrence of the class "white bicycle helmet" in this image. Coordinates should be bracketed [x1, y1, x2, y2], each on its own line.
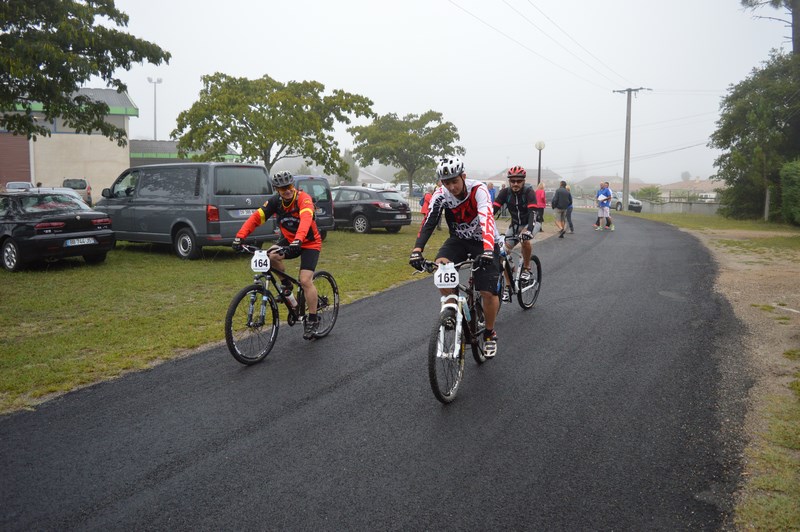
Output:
[272, 171, 294, 188]
[436, 156, 464, 180]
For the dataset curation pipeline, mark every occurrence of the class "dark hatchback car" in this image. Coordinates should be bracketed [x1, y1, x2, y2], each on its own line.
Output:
[331, 186, 412, 233]
[0, 191, 115, 272]
[294, 175, 334, 239]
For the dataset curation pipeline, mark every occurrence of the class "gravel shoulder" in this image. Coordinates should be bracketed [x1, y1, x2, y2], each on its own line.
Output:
[686, 228, 800, 516]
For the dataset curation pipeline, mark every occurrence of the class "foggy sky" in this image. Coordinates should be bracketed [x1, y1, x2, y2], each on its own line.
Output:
[109, 0, 788, 184]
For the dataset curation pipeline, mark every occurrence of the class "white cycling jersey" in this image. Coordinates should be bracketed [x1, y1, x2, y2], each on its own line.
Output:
[416, 178, 498, 251]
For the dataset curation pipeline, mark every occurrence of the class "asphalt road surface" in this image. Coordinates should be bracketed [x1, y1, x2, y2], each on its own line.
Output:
[1, 211, 751, 530]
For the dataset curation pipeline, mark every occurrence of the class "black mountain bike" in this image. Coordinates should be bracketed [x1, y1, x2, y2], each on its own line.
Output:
[224, 244, 339, 365]
[497, 235, 542, 310]
[421, 257, 490, 404]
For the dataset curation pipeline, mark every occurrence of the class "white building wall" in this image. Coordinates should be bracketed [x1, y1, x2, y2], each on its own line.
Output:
[32, 128, 130, 191]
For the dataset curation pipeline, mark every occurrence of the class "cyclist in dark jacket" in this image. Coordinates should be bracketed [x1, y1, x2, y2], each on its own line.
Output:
[492, 166, 540, 301]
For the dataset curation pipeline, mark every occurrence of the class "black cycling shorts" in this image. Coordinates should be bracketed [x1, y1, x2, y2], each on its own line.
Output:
[272, 240, 320, 271]
[435, 237, 500, 295]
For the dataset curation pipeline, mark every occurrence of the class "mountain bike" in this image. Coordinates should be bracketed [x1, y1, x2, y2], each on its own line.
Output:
[224, 244, 339, 365]
[497, 234, 542, 310]
[420, 257, 490, 404]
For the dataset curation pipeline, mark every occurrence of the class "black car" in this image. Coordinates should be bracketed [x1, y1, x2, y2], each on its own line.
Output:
[1, 191, 115, 272]
[331, 186, 412, 233]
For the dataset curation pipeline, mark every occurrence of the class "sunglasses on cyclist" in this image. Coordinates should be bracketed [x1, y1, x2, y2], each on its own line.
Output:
[275, 184, 294, 192]
[508, 179, 525, 184]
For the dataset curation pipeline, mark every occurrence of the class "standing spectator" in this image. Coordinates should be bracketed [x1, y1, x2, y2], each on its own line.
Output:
[603, 182, 615, 230]
[487, 182, 496, 203]
[534, 182, 546, 232]
[595, 181, 613, 231]
[565, 185, 574, 233]
[420, 186, 433, 217]
[499, 183, 509, 218]
[551, 180, 572, 238]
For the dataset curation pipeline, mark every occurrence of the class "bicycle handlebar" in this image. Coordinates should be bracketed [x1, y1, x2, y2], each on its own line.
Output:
[238, 244, 290, 255]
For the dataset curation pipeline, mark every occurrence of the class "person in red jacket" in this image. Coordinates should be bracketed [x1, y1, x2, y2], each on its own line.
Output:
[233, 171, 323, 339]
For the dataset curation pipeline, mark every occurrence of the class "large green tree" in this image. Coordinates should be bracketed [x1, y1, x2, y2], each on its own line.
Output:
[710, 52, 800, 219]
[0, 0, 170, 145]
[172, 73, 373, 175]
[348, 111, 464, 194]
[741, 0, 799, 54]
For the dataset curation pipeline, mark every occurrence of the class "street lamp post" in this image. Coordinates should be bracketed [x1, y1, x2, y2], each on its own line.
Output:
[147, 77, 162, 140]
[534, 140, 545, 184]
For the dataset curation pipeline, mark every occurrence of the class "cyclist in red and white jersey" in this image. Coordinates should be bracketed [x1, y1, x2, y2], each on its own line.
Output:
[409, 156, 502, 358]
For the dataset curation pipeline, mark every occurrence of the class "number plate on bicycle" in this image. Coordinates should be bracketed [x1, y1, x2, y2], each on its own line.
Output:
[250, 250, 271, 272]
[433, 262, 459, 288]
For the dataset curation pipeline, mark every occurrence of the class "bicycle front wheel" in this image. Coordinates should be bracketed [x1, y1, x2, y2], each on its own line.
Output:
[427, 316, 465, 404]
[311, 270, 339, 338]
[471, 293, 488, 365]
[225, 284, 279, 365]
[517, 255, 542, 309]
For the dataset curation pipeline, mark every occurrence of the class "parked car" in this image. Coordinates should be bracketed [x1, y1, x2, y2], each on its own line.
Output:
[29, 187, 87, 205]
[0, 191, 115, 272]
[62, 178, 92, 206]
[293, 175, 334, 239]
[5, 181, 32, 190]
[610, 191, 643, 212]
[331, 186, 412, 233]
[96, 162, 277, 260]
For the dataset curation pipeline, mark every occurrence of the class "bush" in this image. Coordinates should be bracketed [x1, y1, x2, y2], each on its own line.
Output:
[780, 161, 800, 226]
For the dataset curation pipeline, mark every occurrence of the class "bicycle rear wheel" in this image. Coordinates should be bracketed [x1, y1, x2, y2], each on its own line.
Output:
[517, 255, 542, 309]
[311, 270, 339, 337]
[427, 316, 465, 404]
[225, 284, 279, 365]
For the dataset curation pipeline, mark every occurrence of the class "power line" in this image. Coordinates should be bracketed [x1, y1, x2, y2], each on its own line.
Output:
[500, 0, 626, 88]
[525, 0, 634, 87]
[447, 0, 613, 91]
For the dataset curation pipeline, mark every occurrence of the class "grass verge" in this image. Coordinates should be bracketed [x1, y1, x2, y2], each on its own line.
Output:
[0, 226, 446, 413]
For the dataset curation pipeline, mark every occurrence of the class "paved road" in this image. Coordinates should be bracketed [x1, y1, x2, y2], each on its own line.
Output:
[1, 211, 751, 530]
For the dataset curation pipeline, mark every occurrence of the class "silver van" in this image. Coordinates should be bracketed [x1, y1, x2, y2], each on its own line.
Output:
[97, 162, 277, 259]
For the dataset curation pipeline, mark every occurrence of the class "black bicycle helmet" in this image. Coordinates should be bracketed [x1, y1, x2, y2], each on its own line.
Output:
[272, 171, 294, 188]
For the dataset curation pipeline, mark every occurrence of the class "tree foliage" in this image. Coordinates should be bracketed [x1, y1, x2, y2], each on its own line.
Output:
[171, 73, 374, 176]
[341, 149, 360, 183]
[637, 185, 662, 202]
[709, 52, 800, 219]
[741, 0, 799, 54]
[348, 111, 464, 191]
[0, 0, 171, 145]
[780, 160, 800, 224]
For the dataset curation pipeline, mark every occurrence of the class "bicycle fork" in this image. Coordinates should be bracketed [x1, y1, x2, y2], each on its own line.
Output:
[438, 293, 468, 359]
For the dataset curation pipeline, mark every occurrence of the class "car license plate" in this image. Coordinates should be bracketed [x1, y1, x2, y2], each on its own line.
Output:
[64, 237, 97, 247]
[238, 209, 256, 216]
[395, 214, 408, 219]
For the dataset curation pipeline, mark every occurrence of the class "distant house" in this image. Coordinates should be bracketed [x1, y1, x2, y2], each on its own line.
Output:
[0, 88, 138, 191]
[659, 178, 722, 201]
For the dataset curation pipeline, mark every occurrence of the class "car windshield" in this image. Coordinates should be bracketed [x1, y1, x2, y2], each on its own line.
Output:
[19, 194, 87, 213]
[63, 179, 87, 189]
[379, 191, 404, 202]
[6, 182, 32, 190]
[297, 180, 331, 202]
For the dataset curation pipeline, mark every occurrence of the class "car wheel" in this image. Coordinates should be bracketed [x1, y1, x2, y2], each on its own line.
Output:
[174, 227, 202, 260]
[615, 202, 622, 211]
[320, 230, 327, 241]
[385, 226, 401, 234]
[1, 238, 23, 272]
[352, 214, 370, 234]
[83, 252, 107, 264]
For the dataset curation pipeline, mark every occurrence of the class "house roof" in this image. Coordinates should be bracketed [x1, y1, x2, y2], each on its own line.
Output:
[14, 88, 138, 117]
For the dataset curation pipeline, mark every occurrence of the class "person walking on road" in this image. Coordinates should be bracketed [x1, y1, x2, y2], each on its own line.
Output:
[565, 184, 575, 233]
[551, 180, 572, 238]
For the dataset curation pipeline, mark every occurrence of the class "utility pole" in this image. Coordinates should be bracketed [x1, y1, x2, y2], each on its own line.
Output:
[613, 87, 650, 210]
